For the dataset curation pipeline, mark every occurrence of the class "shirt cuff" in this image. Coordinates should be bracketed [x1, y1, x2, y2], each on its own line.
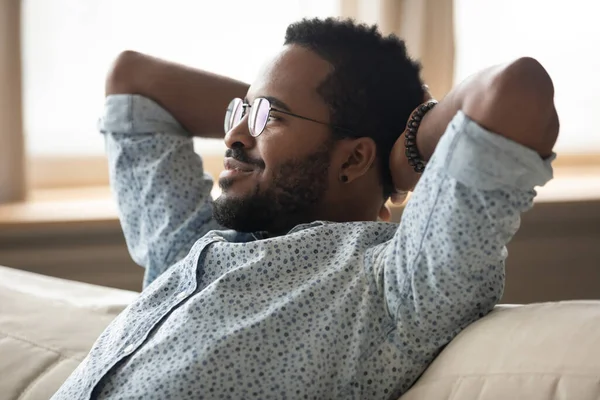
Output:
[97, 94, 189, 137]
[436, 111, 555, 191]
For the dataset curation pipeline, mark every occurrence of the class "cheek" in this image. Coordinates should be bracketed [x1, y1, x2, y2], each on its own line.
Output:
[255, 133, 297, 175]
[254, 125, 333, 185]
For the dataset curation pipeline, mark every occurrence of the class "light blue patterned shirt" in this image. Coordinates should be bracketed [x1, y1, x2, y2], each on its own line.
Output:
[53, 95, 554, 399]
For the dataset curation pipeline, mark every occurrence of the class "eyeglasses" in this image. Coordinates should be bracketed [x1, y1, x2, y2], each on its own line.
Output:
[224, 97, 355, 137]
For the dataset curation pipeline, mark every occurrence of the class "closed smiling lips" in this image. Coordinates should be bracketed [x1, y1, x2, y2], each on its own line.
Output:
[223, 158, 254, 172]
[219, 158, 256, 181]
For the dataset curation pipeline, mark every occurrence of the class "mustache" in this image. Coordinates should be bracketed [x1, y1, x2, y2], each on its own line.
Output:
[225, 147, 265, 169]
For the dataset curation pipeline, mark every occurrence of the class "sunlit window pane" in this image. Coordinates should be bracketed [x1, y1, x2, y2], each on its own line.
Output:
[22, 0, 339, 156]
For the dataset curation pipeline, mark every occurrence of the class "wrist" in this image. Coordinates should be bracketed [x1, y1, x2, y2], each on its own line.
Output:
[405, 101, 437, 171]
[390, 100, 438, 192]
[415, 109, 437, 162]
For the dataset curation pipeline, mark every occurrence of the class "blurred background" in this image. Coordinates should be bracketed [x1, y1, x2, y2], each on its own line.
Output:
[0, 0, 598, 301]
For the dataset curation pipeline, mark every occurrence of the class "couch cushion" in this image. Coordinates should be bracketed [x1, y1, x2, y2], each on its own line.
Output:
[0, 266, 138, 400]
[400, 301, 600, 400]
[2, 266, 599, 400]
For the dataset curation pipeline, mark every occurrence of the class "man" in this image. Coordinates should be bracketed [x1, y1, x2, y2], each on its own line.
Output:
[53, 18, 558, 399]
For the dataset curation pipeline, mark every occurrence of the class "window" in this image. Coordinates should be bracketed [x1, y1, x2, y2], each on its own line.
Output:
[18, 0, 599, 192]
[22, 0, 339, 158]
[455, 0, 600, 154]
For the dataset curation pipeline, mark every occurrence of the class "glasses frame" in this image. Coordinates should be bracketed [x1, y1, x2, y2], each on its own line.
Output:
[224, 97, 355, 137]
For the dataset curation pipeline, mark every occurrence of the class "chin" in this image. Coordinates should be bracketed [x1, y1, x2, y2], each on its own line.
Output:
[218, 172, 261, 195]
[212, 185, 278, 233]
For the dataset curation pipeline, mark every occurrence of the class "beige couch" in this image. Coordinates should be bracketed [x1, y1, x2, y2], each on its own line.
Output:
[1, 265, 599, 400]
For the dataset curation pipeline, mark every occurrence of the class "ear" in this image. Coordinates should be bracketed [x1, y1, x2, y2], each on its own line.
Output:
[336, 137, 378, 183]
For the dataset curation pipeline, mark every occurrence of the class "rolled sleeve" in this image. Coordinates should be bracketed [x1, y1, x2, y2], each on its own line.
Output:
[444, 111, 554, 191]
[369, 110, 555, 366]
[100, 95, 222, 287]
[99, 94, 190, 137]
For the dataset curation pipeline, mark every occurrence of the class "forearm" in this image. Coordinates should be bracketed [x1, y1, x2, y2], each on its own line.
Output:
[100, 95, 224, 286]
[393, 57, 558, 192]
[418, 57, 558, 160]
[106, 51, 249, 138]
[414, 64, 504, 161]
[377, 110, 554, 353]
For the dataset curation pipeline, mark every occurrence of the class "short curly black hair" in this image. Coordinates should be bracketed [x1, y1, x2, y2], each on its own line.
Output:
[285, 18, 424, 198]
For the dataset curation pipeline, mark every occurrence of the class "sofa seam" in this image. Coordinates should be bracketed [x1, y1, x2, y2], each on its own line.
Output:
[16, 355, 64, 400]
[0, 329, 85, 362]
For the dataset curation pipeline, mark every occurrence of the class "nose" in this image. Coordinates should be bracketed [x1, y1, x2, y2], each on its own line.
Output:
[224, 115, 256, 150]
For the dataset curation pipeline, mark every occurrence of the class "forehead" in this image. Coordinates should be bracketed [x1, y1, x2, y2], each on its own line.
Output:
[247, 45, 332, 112]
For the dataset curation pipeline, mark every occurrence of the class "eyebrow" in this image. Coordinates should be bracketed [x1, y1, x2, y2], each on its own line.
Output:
[263, 96, 292, 112]
[244, 96, 292, 113]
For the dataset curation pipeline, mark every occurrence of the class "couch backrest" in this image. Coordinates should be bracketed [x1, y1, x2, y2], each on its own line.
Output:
[400, 302, 600, 400]
[0, 266, 138, 400]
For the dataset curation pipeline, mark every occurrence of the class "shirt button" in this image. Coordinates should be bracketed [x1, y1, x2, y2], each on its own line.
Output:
[123, 344, 136, 354]
[176, 291, 188, 301]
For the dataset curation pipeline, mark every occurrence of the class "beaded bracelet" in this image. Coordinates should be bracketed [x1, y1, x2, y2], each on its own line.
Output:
[403, 100, 438, 173]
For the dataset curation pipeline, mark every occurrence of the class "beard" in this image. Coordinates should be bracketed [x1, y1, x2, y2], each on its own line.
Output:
[213, 145, 332, 234]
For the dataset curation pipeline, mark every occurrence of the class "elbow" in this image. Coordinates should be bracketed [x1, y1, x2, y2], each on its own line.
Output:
[500, 57, 555, 102]
[105, 50, 142, 96]
[465, 57, 559, 158]
[499, 57, 559, 157]
[487, 57, 556, 115]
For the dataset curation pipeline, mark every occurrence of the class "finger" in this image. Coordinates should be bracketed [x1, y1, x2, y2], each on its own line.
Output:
[378, 204, 391, 222]
[390, 191, 408, 205]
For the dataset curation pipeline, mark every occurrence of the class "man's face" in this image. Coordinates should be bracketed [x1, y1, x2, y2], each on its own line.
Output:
[213, 45, 337, 233]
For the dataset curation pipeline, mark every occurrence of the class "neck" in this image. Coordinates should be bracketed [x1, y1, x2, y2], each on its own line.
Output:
[321, 194, 381, 223]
